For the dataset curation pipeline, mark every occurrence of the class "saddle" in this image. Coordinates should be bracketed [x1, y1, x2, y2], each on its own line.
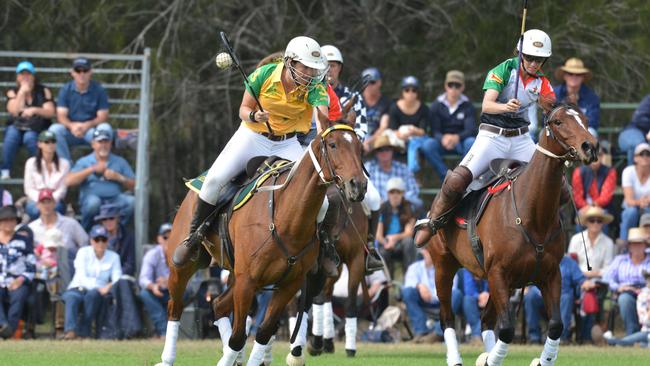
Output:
[184, 156, 294, 267]
[452, 159, 527, 269]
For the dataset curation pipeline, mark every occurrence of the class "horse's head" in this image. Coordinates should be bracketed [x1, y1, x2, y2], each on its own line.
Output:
[309, 119, 367, 202]
[539, 103, 598, 165]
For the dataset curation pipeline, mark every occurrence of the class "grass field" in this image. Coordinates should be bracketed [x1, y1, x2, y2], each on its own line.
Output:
[1, 340, 648, 366]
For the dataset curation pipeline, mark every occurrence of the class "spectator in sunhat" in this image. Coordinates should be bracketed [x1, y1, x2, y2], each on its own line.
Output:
[553, 57, 600, 133]
[604, 227, 650, 336]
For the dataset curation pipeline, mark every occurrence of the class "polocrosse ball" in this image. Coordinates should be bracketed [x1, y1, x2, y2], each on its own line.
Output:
[215, 52, 233, 69]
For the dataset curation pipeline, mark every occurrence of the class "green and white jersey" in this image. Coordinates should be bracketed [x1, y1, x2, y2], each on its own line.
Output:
[480, 57, 555, 129]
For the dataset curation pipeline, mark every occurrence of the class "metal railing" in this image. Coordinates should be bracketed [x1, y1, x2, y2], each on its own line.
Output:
[0, 49, 151, 270]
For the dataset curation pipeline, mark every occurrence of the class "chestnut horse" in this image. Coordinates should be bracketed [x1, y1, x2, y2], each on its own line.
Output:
[415, 104, 597, 366]
[156, 123, 367, 366]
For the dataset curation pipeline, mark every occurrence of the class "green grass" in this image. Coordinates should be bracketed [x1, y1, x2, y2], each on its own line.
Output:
[0, 340, 648, 366]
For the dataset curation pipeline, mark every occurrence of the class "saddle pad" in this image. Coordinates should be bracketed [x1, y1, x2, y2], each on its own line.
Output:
[184, 160, 293, 211]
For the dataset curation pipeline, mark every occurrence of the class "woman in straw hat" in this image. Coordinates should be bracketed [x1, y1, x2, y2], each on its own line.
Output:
[553, 57, 600, 133]
[603, 267, 650, 347]
[568, 206, 615, 277]
[604, 227, 650, 336]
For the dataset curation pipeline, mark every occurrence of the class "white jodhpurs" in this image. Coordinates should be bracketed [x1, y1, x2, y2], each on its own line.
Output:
[199, 125, 304, 204]
[460, 127, 535, 178]
[363, 178, 381, 211]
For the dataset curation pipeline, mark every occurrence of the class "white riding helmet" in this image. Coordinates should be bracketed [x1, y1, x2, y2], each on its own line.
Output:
[517, 29, 552, 58]
[284, 36, 327, 70]
[321, 45, 343, 64]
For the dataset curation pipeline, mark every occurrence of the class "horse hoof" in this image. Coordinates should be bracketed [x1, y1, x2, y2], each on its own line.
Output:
[285, 353, 305, 366]
[323, 338, 335, 353]
[307, 338, 323, 356]
[345, 349, 356, 357]
[475, 352, 489, 366]
[529, 358, 541, 366]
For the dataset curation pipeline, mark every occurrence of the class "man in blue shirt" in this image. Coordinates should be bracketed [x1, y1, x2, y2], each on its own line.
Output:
[553, 58, 600, 133]
[65, 129, 135, 230]
[139, 223, 172, 338]
[524, 255, 595, 343]
[402, 249, 461, 342]
[49, 58, 112, 161]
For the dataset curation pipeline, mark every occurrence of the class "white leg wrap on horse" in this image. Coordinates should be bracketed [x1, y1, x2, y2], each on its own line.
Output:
[487, 340, 509, 366]
[444, 328, 463, 366]
[264, 335, 275, 364]
[539, 337, 560, 366]
[247, 341, 268, 366]
[290, 312, 309, 349]
[216, 344, 240, 366]
[317, 197, 329, 223]
[345, 317, 357, 350]
[215, 317, 233, 347]
[246, 315, 253, 336]
[482, 330, 496, 352]
[312, 304, 324, 336]
[160, 320, 180, 365]
[323, 302, 335, 339]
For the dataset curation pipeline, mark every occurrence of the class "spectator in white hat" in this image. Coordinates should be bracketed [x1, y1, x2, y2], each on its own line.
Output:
[375, 177, 417, 278]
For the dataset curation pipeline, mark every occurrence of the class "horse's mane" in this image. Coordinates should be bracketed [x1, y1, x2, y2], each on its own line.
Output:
[256, 52, 284, 69]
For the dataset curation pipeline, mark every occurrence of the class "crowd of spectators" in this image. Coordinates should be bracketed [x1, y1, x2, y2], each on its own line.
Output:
[2, 52, 650, 350]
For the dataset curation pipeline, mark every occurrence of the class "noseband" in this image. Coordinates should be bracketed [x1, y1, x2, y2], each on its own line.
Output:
[536, 105, 581, 163]
[308, 124, 356, 186]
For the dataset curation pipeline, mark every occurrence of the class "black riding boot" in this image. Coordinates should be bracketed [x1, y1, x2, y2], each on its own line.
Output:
[414, 166, 473, 247]
[365, 210, 384, 273]
[318, 199, 341, 278]
[172, 198, 217, 267]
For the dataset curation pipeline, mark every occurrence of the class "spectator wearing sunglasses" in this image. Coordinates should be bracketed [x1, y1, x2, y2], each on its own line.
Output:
[414, 70, 476, 180]
[48, 58, 113, 161]
[619, 95, 650, 166]
[568, 206, 615, 277]
[23, 130, 70, 219]
[553, 58, 600, 134]
[139, 222, 172, 338]
[620, 143, 650, 242]
[378, 76, 431, 154]
[2, 61, 55, 180]
[61, 225, 122, 339]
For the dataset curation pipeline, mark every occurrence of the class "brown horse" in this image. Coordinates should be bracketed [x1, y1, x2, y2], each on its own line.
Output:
[290, 199, 369, 358]
[415, 104, 597, 366]
[156, 123, 367, 366]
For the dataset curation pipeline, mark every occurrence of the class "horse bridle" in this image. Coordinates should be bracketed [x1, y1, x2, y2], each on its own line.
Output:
[308, 124, 357, 186]
[536, 104, 582, 162]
